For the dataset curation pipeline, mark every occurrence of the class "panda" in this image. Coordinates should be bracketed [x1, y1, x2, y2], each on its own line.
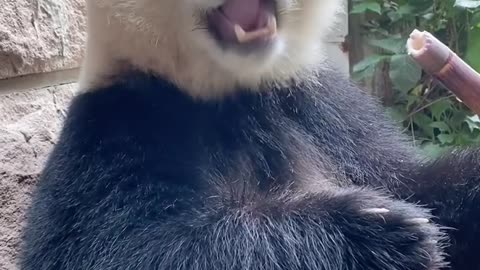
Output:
[19, 0, 480, 269]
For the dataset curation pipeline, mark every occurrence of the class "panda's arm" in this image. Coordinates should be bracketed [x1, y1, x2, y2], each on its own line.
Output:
[294, 70, 480, 269]
[406, 149, 480, 270]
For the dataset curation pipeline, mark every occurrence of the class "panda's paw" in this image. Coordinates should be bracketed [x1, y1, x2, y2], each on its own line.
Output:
[319, 188, 448, 269]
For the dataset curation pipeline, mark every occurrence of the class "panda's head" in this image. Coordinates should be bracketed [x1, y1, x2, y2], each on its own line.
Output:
[81, 0, 343, 98]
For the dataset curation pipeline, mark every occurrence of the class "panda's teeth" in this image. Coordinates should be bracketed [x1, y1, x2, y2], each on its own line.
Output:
[234, 24, 247, 42]
[267, 15, 277, 37]
[234, 24, 269, 43]
[234, 15, 277, 43]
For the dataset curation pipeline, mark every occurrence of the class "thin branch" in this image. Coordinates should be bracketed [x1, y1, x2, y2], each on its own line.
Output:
[406, 94, 455, 119]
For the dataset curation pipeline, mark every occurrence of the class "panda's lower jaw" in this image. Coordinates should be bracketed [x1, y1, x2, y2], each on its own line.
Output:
[207, 0, 278, 51]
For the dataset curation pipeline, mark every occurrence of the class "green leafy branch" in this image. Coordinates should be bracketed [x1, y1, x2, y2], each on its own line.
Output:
[350, 0, 480, 156]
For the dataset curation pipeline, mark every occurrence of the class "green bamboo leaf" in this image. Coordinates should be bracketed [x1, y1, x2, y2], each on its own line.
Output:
[351, 2, 382, 14]
[429, 121, 451, 132]
[389, 54, 422, 92]
[465, 25, 480, 72]
[352, 54, 389, 73]
[368, 38, 406, 54]
[437, 134, 455, 144]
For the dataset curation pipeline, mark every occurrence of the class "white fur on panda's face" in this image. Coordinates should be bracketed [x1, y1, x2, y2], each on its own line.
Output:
[81, 0, 342, 98]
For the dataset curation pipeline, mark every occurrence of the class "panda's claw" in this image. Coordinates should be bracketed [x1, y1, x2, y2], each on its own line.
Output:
[361, 209, 431, 226]
[405, 218, 430, 225]
[362, 208, 390, 214]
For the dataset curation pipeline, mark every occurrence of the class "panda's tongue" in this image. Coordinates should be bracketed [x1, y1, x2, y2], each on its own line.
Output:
[209, 0, 277, 44]
[221, 0, 262, 31]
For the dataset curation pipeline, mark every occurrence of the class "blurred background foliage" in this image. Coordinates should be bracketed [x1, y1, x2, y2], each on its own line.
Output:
[349, 0, 480, 157]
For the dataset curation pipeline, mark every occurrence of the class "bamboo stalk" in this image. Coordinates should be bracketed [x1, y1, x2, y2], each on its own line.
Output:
[407, 29, 480, 115]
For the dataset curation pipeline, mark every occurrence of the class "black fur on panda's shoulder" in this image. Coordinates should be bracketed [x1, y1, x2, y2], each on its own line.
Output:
[63, 69, 418, 189]
[20, 68, 480, 269]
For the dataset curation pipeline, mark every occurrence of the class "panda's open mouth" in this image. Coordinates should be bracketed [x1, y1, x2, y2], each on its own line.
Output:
[206, 0, 278, 48]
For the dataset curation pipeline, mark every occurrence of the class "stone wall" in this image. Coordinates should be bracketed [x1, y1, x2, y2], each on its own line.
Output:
[0, 1, 348, 269]
[0, 85, 76, 269]
[0, 0, 86, 268]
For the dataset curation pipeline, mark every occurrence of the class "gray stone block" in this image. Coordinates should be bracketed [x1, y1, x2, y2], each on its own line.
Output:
[0, 0, 86, 79]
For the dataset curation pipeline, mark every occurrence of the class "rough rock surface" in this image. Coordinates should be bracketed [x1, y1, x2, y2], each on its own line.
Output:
[0, 0, 87, 79]
[0, 84, 75, 270]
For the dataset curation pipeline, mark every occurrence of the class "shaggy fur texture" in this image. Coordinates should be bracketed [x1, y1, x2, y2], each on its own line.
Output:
[20, 0, 480, 269]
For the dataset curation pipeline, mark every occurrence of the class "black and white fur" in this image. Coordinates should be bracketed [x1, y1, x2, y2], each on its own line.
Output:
[20, 0, 480, 269]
